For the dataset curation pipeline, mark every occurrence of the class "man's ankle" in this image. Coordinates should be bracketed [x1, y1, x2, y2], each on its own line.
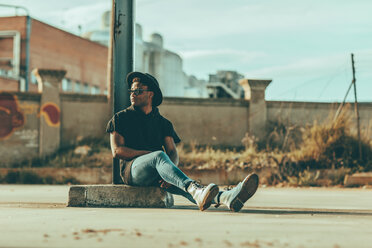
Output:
[184, 180, 193, 191]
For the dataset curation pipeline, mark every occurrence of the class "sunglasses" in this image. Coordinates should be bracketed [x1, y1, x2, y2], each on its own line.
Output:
[128, 89, 151, 96]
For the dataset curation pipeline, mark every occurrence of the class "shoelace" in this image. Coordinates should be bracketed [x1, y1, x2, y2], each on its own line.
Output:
[186, 180, 204, 192]
[223, 185, 234, 191]
[191, 180, 204, 189]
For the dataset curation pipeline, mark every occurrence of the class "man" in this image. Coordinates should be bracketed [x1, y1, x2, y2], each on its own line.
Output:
[106, 72, 259, 212]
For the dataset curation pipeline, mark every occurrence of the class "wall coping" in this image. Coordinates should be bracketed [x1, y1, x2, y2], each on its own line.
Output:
[4, 93, 250, 107]
[11, 91, 41, 101]
[163, 97, 249, 107]
[267, 101, 372, 109]
[60, 93, 108, 103]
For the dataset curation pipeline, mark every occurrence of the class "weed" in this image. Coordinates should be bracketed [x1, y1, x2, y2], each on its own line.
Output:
[0, 170, 81, 185]
[287, 171, 320, 187]
[327, 168, 351, 186]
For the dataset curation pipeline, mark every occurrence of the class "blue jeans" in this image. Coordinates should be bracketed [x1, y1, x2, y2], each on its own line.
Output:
[130, 151, 196, 204]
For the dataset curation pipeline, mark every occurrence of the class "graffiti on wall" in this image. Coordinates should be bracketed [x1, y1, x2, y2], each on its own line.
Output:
[13, 129, 39, 148]
[19, 103, 39, 115]
[0, 92, 25, 140]
[40, 102, 60, 127]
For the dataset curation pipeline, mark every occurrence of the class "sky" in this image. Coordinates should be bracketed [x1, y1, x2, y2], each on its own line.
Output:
[0, 0, 371, 102]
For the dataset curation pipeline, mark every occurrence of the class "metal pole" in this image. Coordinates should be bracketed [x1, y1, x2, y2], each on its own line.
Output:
[107, 1, 115, 112]
[351, 54, 362, 161]
[110, 0, 135, 184]
[25, 15, 31, 91]
[334, 81, 353, 121]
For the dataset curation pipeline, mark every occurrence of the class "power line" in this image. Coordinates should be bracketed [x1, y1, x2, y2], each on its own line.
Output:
[274, 64, 348, 98]
[317, 67, 348, 99]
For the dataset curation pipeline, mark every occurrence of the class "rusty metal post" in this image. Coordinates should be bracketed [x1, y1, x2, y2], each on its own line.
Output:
[109, 0, 135, 184]
[351, 54, 362, 161]
[25, 15, 31, 91]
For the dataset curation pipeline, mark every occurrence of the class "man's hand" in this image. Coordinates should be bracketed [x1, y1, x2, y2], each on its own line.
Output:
[163, 136, 179, 166]
[158, 179, 173, 189]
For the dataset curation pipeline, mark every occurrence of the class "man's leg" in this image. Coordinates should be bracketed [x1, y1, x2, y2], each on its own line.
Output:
[163, 173, 259, 211]
[130, 151, 192, 189]
[130, 151, 218, 210]
[162, 185, 196, 205]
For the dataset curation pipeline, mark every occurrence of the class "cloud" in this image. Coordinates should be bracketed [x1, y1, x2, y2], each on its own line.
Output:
[245, 54, 351, 79]
[41, 2, 111, 34]
[137, 0, 372, 41]
[0, 0, 110, 34]
[180, 49, 265, 60]
[252, 50, 372, 101]
[178, 49, 267, 79]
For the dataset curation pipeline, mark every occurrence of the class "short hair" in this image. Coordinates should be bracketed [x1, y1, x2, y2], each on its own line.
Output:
[132, 77, 152, 91]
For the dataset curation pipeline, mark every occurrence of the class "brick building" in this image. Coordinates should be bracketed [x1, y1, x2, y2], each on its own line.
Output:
[0, 16, 108, 94]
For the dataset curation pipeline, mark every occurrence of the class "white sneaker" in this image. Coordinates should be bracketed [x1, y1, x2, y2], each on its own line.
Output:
[218, 173, 259, 212]
[187, 181, 219, 211]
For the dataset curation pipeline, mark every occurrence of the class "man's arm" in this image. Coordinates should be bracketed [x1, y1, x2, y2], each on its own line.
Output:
[110, 131, 151, 160]
[163, 136, 179, 166]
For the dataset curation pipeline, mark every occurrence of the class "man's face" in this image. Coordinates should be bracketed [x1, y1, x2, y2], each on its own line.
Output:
[130, 82, 153, 107]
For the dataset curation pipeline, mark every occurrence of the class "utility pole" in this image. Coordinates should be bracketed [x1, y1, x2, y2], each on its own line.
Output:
[108, 0, 135, 184]
[351, 54, 363, 161]
[334, 54, 363, 161]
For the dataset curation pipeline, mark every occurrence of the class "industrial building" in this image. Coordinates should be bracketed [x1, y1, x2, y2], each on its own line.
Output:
[83, 11, 207, 98]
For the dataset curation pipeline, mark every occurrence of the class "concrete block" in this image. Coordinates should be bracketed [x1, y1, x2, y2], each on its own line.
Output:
[68, 186, 87, 207]
[68, 185, 174, 208]
[344, 173, 372, 187]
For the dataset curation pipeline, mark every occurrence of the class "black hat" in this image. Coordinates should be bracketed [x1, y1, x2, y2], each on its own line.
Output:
[126, 72, 163, 106]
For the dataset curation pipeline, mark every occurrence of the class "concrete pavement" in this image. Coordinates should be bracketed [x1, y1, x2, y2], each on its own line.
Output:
[0, 185, 372, 248]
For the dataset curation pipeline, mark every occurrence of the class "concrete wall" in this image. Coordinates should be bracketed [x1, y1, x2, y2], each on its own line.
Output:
[0, 92, 249, 164]
[160, 98, 249, 146]
[60, 94, 110, 147]
[0, 91, 110, 165]
[267, 101, 372, 138]
[0, 92, 40, 165]
[2, 75, 372, 165]
[267, 101, 338, 126]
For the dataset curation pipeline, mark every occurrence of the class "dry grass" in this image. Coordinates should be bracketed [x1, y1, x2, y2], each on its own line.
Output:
[177, 137, 275, 170]
[281, 106, 372, 171]
[178, 105, 372, 186]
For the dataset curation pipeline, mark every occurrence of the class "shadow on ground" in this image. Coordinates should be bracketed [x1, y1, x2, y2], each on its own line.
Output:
[171, 205, 372, 216]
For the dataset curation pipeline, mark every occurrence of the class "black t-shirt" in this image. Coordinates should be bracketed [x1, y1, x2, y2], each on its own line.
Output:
[106, 105, 180, 184]
[106, 105, 180, 154]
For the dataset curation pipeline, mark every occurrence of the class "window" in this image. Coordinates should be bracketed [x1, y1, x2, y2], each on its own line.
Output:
[31, 72, 37, 84]
[83, 83, 90, 94]
[74, 81, 81, 93]
[91, 86, 100, 95]
[62, 78, 72, 92]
